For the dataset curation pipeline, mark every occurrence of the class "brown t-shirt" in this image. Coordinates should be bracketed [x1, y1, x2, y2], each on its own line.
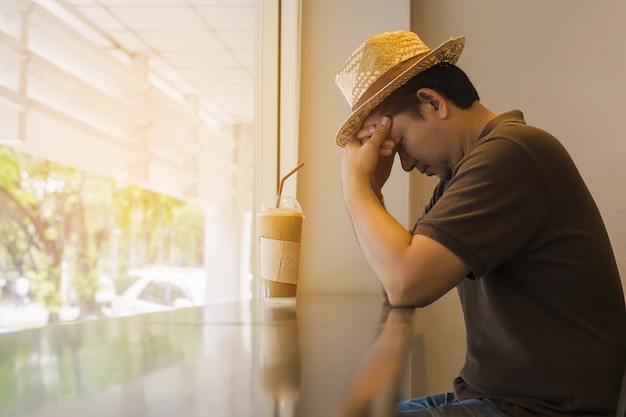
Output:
[413, 111, 626, 417]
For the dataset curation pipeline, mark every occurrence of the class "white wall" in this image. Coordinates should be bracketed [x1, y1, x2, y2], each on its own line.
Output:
[296, 0, 411, 294]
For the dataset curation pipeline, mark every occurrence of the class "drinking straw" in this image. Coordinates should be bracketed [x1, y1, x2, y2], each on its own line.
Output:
[276, 163, 305, 208]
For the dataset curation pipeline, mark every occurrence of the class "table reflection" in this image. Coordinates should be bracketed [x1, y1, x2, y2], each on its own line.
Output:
[259, 302, 301, 417]
[332, 303, 415, 417]
[0, 294, 416, 417]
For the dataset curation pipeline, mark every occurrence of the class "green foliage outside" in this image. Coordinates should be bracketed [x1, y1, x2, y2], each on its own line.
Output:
[0, 145, 204, 322]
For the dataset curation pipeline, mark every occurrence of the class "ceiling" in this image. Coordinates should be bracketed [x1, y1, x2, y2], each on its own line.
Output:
[57, 0, 257, 128]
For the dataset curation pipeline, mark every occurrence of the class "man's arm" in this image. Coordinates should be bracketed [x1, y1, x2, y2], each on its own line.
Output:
[341, 117, 469, 307]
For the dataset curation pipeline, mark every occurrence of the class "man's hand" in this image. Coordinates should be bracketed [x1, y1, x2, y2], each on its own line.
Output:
[340, 114, 469, 308]
[342, 116, 396, 200]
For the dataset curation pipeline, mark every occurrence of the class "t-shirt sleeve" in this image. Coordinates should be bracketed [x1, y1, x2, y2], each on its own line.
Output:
[413, 138, 548, 278]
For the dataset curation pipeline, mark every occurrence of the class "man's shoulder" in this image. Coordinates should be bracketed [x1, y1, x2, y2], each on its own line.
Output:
[475, 113, 564, 161]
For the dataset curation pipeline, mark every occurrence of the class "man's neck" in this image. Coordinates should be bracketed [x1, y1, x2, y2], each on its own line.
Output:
[462, 102, 497, 150]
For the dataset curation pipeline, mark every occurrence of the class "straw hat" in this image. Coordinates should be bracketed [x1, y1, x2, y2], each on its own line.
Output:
[334, 31, 465, 147]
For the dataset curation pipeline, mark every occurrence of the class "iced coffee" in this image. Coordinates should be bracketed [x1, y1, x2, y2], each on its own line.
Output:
[258, 195, 304, 298]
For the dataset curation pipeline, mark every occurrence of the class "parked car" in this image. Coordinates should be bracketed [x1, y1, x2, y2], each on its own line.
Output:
[102, 266, 206, 317]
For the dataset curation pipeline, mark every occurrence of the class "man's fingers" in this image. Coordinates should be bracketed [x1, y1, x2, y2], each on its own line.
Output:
[379, 140, 395, 157]
[380, 138, 395, 151]
[357, 116, 392, 143]
[360, 116, 391, 150]
[370, 117, 391, 145]
[356, 124, 376, 140]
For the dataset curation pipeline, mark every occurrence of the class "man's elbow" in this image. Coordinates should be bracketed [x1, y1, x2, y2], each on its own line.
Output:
[384, 283, 437, 308]
[380, 263, 433, 307]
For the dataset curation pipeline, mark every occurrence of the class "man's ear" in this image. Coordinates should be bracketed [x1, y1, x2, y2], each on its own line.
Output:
[416, 88, 448, 119]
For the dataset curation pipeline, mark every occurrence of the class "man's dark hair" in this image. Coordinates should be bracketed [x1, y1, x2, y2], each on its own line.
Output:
[374, 62, 480, 119]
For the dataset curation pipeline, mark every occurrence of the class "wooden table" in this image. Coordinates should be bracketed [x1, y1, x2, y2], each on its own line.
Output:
[0, 294, 416, 417]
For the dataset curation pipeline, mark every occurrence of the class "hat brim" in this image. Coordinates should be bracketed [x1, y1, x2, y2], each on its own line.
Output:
[335, 36, 465, 147]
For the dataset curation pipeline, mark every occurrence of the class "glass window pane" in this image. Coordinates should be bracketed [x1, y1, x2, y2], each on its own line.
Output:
[0, 0, 263, 330]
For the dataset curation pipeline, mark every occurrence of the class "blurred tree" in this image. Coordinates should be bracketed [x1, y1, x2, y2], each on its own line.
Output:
[0, 148, 55, 269]
[111, 184, 197, 267]
[0, 145, 205, 324]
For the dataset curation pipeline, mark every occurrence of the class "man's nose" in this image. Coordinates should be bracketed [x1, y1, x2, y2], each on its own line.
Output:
[398, 150, 415, 172]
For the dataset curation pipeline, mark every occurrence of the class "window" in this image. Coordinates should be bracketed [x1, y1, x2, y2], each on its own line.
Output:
[0, 0, 261, 329]
[0, 0, 299, 330]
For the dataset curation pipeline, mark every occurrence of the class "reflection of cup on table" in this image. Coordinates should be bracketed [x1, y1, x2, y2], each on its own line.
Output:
[258, 195, 304, 298]
[259, 304, 301, 415]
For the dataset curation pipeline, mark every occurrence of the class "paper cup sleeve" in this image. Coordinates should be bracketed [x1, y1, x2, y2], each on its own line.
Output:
[259, 237, 301, 285]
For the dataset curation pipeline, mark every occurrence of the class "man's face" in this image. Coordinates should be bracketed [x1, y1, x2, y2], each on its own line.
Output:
[366, 112, 455, 181]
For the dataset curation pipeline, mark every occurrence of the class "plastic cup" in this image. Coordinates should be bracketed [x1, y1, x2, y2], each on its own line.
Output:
[257, 195, 304, 298]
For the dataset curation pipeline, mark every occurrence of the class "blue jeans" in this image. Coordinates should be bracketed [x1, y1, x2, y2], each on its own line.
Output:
[398, 392, 511, 416]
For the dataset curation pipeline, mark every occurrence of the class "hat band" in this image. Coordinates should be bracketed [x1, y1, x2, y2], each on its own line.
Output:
[351, 51, 430, 111]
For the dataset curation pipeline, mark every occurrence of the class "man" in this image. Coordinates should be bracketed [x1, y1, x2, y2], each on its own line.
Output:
[335, 30, 626, 417]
